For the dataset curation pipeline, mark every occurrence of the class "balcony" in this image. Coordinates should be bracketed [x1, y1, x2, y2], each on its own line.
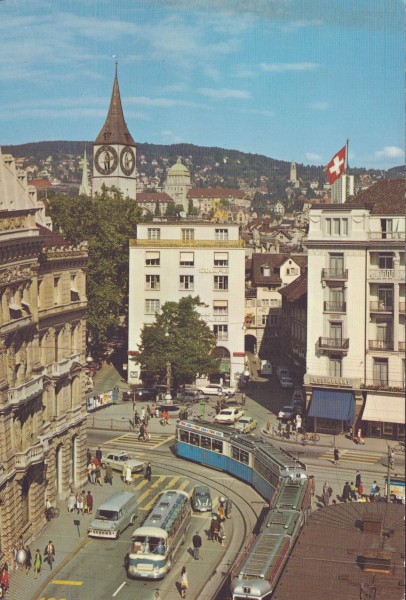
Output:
[369, 301, 393, 313]
[7, 375, 43, 405]
[361, 379, 405, 393]
[321, 269, 348, 281]
[15, 443, 44, 470]
[368, 340, 394, 351]
[323, 301, 346, 313]
[45, 354, 80, 378]
[368, 231, 405, 241]
[318, 337, 349, 353]
[369, 268, 405, 281]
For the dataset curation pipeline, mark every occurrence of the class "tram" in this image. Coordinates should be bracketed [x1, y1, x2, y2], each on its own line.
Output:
[126, 489, 191, 580]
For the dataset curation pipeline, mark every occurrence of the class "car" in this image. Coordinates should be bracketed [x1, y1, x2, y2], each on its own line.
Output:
[134, 388, 157, 401]
[292, 387, 305, 409]
[191, 485, 212, 512]
[277, 405, 302, 422]
[233, 415, 257, 433]
[102, 452, 144, 473]
[279, 376, 294, 388]
[198, 384, 236, 397]
[214, 407, 244, 424]
[177, 389, 209, 403]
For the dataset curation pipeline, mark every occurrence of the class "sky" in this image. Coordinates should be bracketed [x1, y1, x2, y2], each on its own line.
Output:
[0, 0, 403, 169]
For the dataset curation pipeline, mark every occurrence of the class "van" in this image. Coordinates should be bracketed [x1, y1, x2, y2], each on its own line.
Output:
[88, 492, 137, 539]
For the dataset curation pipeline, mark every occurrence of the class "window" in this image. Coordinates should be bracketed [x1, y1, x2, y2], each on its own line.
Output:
[214, 252, 228, 267]
[180, 252, 194, 266]
[54, 276, 61, 305]
[214, 276, 228, 290]
[215, 228, 228, 241]
[378, 254, 394, 269]
[147, 228, 161, 240]
[329, 254, 344, 276]
[213, 300, 228, 315]
[342, 219, 348, 235]
[330, 322, 343, 343]
[213, 324, 228, 340]
[326, 218, 348, 236]
[373, 358, 388, 386]
[333, 219, 340, 235]
[181, 228, 194, 241]
[146, 275, 160, 290]
[145, 299, 160, 314]
[145, 251, 160, 266]
[376, 321, 391, 342]
[329, 357, 342, 377]
[70, 274, 79, 301]
[381, 219, 393, 239]
[326, 218, 332, 235]
[180, 275, 194, 290]
[261, 314, 268, 326]
[378, 286, 393, 309]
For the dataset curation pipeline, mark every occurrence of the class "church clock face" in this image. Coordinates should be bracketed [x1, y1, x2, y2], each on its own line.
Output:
[120, 146, 136, 176]
[94, 145, 118, 175]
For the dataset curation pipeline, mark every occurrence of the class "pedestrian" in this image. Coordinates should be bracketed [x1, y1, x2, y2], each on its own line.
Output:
[76, 491, 83, 514]
[90, 463, 96, 484]
[211, 516, 219, 542]
[180, 566, 188, 598]
[370, 481, 377, 501]
[86, 448, 92, 465]
[241, 393, 246, 406]
[358, 481, 364, 496]
[156, 406, 160, 419]
[373, 486, 381, 502]
[225, 497, 232, 519]
[67, 491, 76, 513]
[192, 531, 202, 560]
[322, 481, 329, 495]
[389, 448, 395, 469]
[139, 422, 145, 440]
[125, 465, 132, 485]
[95, 465, 103, 486]
[333, 447, 339, 465]
[13, 543, 20, 571]
[154, 591, 161, 600]
[295, 414, 302, 433]
[309, 475, 316, 497]
[218, 503, 225, 522]
[105, 463, 113, 485]
[44, 540, 55, 570]
[141, 407, 146, 422]
[86, 490, 94, 514]
[144, 413, 150, 427]
[349, 482, 357, 501]
[145, 463, 152, 482]
[219, 522, 226, 546]
[357, 428, 365, 445]
[322, 487, 330, 507]
[285, 421, 291, 440]
[355, 471, 361, 489]
[151, 404, 156, 418]
[342, 482, 350, 502]
[1, 566, 9, 592]
[33, 549, 42, 579]
[96, 446, 102, 463]
[24, 545, 32, 573]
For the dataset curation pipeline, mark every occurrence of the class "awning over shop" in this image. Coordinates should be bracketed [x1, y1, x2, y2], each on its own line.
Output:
[362, 394, 404, 425]
[308, 389, 355, 424]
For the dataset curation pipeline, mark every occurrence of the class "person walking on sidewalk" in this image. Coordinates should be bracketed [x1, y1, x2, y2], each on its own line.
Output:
[145, 463, 152, 482]
[355, 471, 361, 489]
[105, 463, 113, 485]
[225, 497, 232, 519]
[44, 540, 55, 570]
[86, 490, 94, 514]
[24, 545, 32, 573]
[33, 549, 42, 579]
[333, 447, 339, 465]
[192, 531, 202, 560]
[96, 446, 102, 463]
[180, 566, 188, 598]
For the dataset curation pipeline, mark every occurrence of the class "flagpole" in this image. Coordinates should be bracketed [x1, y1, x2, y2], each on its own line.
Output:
[344, 138, 349, 203]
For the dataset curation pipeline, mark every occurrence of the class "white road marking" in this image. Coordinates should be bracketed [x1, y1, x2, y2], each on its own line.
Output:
[112, 581, 126, 597]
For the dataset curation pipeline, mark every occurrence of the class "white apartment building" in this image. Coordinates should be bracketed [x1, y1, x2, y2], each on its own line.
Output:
[330, 174, 355, 204]
[128, 221, 246, 386]
[304, 179, 405, 440]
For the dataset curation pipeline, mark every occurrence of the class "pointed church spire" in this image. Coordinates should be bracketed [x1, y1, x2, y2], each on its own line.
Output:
[79, 146, 90, 196]
[94, 66, 135, 146]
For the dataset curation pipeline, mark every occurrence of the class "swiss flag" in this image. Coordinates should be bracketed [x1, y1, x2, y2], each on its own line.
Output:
[326, 146, 346, 184]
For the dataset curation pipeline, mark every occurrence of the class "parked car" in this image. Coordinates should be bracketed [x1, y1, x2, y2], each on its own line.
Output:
[260, 360, 272, 375]
[134, 388, 157, 401]
[102, 451, 144, 473]
[277, 405, 302, 422]
[279, 376, 294, 388]
[177, 389, 209, 403]
[276, 366, 290, 379]
[191, 485, 212, 512]
[198, 384, 236, 397]
[214, 407, 244, 424]
[292, 387, 305, 409]
[234, 415, 257, 433]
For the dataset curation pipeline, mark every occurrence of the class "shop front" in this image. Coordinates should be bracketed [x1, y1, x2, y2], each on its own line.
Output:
[307, 388, 356, 435]
[361, 394, 405, 441]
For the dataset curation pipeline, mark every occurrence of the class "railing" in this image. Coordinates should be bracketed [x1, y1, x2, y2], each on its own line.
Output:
[361, 379, 405, 392]
[318, 337, 349, 351]
[15, 444, 44, 469]
[368, 340, 394, 351]
[369, 268, 405, 281]
[323, 301, 346, 313]
[369, 301, 393, 313]
[0, 314, 33, 335]
[321, 269, 348, 280]
[368, 231, 405, 240]
[7, 375, 43, 405]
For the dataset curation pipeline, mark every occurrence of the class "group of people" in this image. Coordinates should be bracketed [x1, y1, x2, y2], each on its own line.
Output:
[208, 498, 232, 546]
[0, 565, 9, 597]
[276, 415, 304, 439]
[86, 447, 103, 485]
[321, 471, 382, 506]
[67, 490, 93, 514]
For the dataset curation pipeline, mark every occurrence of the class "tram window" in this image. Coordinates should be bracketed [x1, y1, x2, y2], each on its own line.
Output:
[180, 430, 189, 443]
[190, 433, 200, 446]
[232, 446, 239, 460]
[240, 450, 249, 464]
[212, 440, 223, 453]
[201, 436, 211, 449]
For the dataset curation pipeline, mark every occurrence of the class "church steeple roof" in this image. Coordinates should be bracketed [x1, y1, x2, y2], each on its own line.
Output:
[94, 65, 135, 146]
[79, 146, 90, 196]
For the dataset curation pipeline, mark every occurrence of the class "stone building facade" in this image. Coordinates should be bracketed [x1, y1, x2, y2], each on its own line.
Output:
[0, 150, 88, 562]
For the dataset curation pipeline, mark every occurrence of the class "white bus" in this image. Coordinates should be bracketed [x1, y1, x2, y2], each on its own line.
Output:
[127, 489, 191, 579]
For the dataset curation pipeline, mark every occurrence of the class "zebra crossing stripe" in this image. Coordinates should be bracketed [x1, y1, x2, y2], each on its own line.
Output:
[151, 475, 166, 489]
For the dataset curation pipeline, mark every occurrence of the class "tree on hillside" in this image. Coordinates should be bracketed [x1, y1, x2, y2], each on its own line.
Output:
[135, 296, 218, 388]
[48, 187, 142, 358]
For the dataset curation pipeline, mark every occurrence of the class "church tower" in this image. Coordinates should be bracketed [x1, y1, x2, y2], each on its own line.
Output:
[79, 146, 90, 196]
[92, 65, 137, 199]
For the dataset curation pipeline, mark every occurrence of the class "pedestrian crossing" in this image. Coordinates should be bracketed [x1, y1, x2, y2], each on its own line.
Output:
[105, 431, 174, 452]
[319, 448, 381, 465]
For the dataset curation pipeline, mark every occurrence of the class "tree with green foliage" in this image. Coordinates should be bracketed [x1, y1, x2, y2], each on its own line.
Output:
[48, 186, 142, 358]
[135, 296, 218, 388]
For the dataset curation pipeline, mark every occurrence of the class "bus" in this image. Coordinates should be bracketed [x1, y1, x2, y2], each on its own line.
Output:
[126, 489, 191, 579]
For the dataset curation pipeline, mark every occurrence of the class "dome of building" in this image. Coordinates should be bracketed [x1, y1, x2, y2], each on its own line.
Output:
[168, 158, 190, 176]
